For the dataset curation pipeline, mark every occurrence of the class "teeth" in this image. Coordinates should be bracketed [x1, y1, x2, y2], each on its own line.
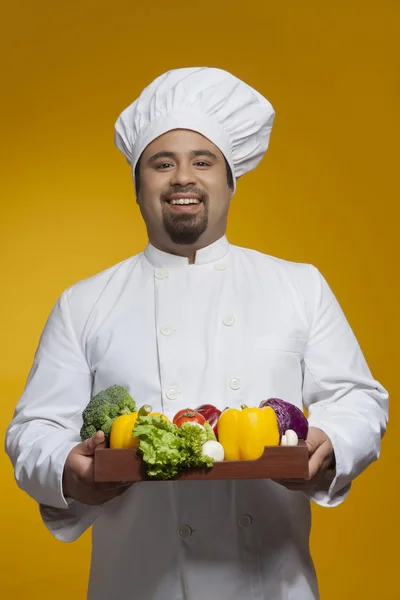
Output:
[170, 198, 200, 205]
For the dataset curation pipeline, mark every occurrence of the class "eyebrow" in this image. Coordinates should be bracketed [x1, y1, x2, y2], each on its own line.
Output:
[149, 150, 218, 163]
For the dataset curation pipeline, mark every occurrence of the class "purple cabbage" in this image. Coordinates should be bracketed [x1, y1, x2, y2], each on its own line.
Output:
[259, 398, 309, 439]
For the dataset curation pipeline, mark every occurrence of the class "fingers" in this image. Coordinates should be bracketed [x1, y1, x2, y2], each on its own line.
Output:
[304, 428, 334, 479]
[307, 444, 327, 480]
[82, 482, 132, 505]
[94, 481, 132, 492]
[272, 470, 325, 491]
[80, 431, 106, 456]
[64, 432, 133, 504]
[272, 429, 334, 491]
[305, 427, 325, 456]
[272, 479, 316, 491]
[307, 440, 334, 480]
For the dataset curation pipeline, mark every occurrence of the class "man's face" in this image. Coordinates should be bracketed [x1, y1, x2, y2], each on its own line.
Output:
[136, 129, 234, 249]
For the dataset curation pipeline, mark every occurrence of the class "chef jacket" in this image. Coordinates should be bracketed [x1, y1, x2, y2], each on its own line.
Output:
[5, 235, 388, 600]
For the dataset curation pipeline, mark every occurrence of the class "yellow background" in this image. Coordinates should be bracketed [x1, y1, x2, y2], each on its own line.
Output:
[1, 1, 398, 598]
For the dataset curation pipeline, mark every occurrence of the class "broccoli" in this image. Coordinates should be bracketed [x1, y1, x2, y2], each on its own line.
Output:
[80, 385, 137, 443]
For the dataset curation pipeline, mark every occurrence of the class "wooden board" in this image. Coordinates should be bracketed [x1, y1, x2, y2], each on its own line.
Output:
[94, 442, 309, 483]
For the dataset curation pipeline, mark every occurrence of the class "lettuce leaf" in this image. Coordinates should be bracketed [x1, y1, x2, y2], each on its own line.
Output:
[203, 421, 217, 442]
[133, 416, 215, 479]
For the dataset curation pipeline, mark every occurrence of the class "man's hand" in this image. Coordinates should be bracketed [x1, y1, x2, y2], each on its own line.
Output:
[274, 427, 335, 491]
[63, 431, 131, 505]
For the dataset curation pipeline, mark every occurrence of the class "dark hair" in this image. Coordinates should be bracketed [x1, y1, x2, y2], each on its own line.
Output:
[134, 155, 234, 195]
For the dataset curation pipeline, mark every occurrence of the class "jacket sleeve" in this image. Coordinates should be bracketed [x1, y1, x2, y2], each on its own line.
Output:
[301, 265, 389, 507]
[5, 289, 101, 541]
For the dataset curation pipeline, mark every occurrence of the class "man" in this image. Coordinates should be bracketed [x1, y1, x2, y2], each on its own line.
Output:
[5, 67, 388, 599]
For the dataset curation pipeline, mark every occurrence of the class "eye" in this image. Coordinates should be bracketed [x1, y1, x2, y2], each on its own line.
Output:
[155, 162, 173, 170]
[194, 161, 211, 167]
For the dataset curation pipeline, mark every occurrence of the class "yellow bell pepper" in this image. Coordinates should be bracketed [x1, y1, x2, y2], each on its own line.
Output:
[110, 412, 139, 448]
[218, 404, 280, 461]
[149, 412, 170, 421]
[110, 405, 170, 449]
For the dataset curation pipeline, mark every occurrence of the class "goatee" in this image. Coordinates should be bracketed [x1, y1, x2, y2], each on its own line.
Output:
[161, 188, 209, 245]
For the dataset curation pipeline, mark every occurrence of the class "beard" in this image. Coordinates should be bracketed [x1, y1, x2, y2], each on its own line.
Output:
[160, 187, 209, 245]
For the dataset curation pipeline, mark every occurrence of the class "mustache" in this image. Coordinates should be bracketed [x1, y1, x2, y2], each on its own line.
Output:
[160, 187, 209, 203]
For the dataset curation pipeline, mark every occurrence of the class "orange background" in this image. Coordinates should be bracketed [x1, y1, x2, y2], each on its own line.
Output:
[1, 1, 398, 598]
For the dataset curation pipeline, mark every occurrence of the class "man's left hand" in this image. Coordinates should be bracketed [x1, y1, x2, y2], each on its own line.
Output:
[273, 427, 335, 491]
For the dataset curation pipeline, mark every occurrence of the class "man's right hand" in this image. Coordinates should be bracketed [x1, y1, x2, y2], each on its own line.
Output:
[62, 431, 131, 505]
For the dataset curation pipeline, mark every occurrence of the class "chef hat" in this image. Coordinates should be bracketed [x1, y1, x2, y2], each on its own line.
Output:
[114, 67, 275, 192]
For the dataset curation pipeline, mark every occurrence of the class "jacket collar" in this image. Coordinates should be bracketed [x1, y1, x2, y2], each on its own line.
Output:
[144, 235, 230, 267]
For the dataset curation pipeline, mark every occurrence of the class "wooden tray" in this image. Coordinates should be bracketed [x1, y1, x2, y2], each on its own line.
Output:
[94, 442, 309, 483]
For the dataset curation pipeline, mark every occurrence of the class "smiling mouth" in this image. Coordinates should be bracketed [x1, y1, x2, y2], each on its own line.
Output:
[166, 198, 202, 205]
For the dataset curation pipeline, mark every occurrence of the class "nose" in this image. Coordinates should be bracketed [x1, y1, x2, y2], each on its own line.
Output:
[170, 162, 196, 187]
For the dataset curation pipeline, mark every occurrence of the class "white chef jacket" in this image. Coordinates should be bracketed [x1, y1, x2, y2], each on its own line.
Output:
[5, 235, 388, 600]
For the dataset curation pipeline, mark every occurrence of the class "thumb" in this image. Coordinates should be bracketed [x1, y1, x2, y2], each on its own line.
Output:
[307, 443, 328, 479]
[304, 428, 325, 480]
[305, 439, 315, 456]
[305, 438, 320, 458]
[305, 427, 325, 456]
[80, 430, 106, 456]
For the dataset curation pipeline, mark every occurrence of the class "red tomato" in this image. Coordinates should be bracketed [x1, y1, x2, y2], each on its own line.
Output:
[173, 408, 206, 428]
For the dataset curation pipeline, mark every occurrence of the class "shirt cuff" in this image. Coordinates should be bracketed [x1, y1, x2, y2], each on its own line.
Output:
[40, 501, 102, 542]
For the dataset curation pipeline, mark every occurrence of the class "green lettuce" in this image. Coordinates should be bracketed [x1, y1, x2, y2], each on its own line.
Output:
[133, 416, 216, 479]
[203, 421, 217, 442]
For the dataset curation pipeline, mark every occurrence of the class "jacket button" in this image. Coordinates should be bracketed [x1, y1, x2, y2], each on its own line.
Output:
[214, 262, 227, 271]
[178, 525, 193, 538]
[223, 315, 235, 327]
[160, 326, 172, 336]
[155, 268, 168, 279]
[238, 514, 252, 528]
[229, 378, 241, 390]
[166, 388, 179, 400]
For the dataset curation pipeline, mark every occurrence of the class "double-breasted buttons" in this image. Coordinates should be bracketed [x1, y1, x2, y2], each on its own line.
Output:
[229, 378, 242, 390]
[178, 525, 193, 538]
[155, 268, 169, 280]
[166, 388, 179, 401]
[223, 315, 236, 327]
[238, 514, 252, 528]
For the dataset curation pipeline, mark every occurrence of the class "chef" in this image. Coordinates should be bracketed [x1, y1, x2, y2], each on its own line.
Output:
[5, 67, 388, 600]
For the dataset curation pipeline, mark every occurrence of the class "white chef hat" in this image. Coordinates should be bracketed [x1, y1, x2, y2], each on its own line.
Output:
[114, 67, 275, 192]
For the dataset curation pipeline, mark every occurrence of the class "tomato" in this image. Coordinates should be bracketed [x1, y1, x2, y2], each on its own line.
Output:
[173, 408, 206, 428]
